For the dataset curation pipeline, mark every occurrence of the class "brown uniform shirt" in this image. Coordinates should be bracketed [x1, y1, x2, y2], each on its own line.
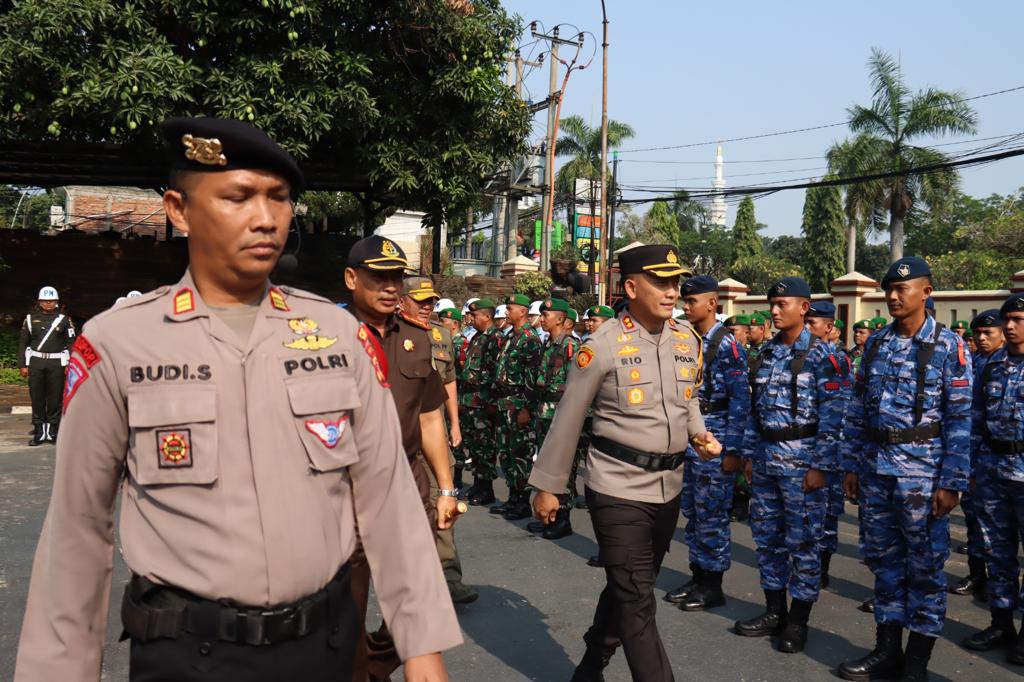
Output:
[15, 271, 461, 681]
[429, 320, 457, 385]
[529, 312, 706, 503]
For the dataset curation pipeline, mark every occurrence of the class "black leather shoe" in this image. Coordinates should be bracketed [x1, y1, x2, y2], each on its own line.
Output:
[542, 509, 573, 539]
[858, 598, 876, 613]
[575, 496, 588, 510]
[526, 520, 545, 533]
[680, 580, 725, 612]
[28, 424, 43, 447]
[949, 574, 980, 596]
[587, 555, 604, 568]
[1009, 628, 1024, 665]
[502, 499, 532, 521]
[838, 623, 904, 680]
[489, 492, 513, 514]
[735, 590, 787, 638]
[469, 481, 496, 506]
[964, 623, 1016, 651]
[666, 565, 702, 604]
[777, 622, 808, 653]
[954, 543, 968, 555]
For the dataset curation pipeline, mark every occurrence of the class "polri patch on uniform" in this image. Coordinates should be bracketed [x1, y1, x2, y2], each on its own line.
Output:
[305, 417, 349, 449]
[62, 357, 89, 413]
[358, 323, 390, 387]
[576, 346, 595, 369]
[156, 429, 193, 468]
[72, 335, 101, 368]
[173, 288, 195, 315]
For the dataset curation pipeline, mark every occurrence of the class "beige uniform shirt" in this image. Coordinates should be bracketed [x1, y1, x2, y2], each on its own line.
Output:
[15, 271, 462, 681]
[428, 321, 457, 385]
[529, 312, 706, 503]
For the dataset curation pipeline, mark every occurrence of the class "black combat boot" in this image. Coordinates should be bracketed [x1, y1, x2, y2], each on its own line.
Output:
[901, 631, 935, 681]
[858, 597, 876, 613]
[680, 570, 726, 612]
[838, 622, 904, 680]
[821, 552, 833, 589]
[48, 422, 58, 443]
[502, 490, 532, 520]
[453, 466, 466, 494]
[949, 555, 987, 599]
[777, 598, 813, 653]
[469, 479, 495, 506]
[731, 487, 750, 522]
[1009, 625, 1024, 665]
[964, 607, 1017, 651]
[489, 487, 513, 514]
[587, 555, 604, 568]
[526, 520, 546, 533]
[28, 424, 44, 447]
[735, 589, 787, 637]
[570, 634, 612, 682]
[542, 507, 573, 539]
[666, 563, 703, 604]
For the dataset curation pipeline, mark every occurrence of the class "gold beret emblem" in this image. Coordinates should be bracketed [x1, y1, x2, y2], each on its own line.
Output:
[666, 249, 678, 264]
[182, 134, 228, 166]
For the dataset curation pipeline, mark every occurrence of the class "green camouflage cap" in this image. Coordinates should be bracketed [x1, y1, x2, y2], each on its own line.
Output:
[588, 305, 615, 319]
[468, 298, 496, 312]
[726, 314, 751, 326]
[541, 298, 571, 313]
[871, 316, 887, 328]
[506, 293, 531, 307]
[437, 307, 461, 321]
[834, 319, 845, 330]
[749, 312, 766, 325]
[951, 319, 970, 331]
[853, 319, 872, 330]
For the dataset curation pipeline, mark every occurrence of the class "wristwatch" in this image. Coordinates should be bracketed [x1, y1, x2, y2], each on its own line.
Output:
[438, 489, 460, 498]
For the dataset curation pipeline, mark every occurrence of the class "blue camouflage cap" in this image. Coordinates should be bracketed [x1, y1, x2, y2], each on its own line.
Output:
[881, 256, 931, 289]
[681, 274, 718, 296]
[767, 276, 811, 299]
[806, 300, 836, 319]
[1000, 292, 1024, 318]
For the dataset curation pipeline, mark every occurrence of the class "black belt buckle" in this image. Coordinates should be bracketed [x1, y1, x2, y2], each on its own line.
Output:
[262, 604, 300, 644]
[633, 452, 654, 470]
[881, 427, 902, 444]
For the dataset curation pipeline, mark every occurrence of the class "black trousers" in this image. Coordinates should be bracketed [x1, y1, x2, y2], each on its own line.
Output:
[27, 357, 63, 427]
[583, 486, 679, 682]
[128, 587, 359, 682]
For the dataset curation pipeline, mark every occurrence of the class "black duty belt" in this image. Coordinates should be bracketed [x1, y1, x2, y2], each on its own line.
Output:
[758, 423, 819, 443]
[592, 435, 686, 472]
[986, 437, 1024, 455]
[121, 563, 350, 646]
[699, 398, 729, 415]
[866, 422, 941, 445]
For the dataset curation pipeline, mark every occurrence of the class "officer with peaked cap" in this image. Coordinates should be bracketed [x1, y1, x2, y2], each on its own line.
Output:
[14, 118, 459, 682]
[18, 285, 76, 446]
[839, 256, 971, 681]
[531, 244, 722, 681]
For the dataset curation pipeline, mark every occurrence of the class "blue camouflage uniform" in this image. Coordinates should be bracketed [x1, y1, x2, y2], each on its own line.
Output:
[742, 327, 844, 602]
[960, 347, 990, 559]
[973, 347, 1024, 613]
[841, 315, 972, 637]
[820, 344, 853, 557]
[681, 322, 750, 572]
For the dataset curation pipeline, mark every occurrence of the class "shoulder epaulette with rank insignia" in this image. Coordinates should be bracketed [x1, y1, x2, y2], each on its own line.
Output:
[621, 315, 635, 331]
[268, 287, 290, 311]
[173, 288, 195, 315]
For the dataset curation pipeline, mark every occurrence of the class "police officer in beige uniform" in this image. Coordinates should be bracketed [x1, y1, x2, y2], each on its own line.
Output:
[14, 117, 459, 682]
[531, 245, 722, 682]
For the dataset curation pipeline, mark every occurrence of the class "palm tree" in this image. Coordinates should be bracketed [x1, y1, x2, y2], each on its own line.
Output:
[830, 48, 977, 263]
[554, 115, 635, 229]
[827, 138, 887, 272]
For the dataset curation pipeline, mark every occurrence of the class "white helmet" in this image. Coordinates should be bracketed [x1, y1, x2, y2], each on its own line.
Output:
[38, 286, 59, 301]
[494, 304, 508, 319]
[434, 297, 456, 313]
[127, 290, 143, 298]
[529, 300, 543, 316]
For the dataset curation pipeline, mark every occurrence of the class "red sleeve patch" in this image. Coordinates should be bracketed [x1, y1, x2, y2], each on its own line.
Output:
[357, 323, 390, 387]
[825, 381, 841, 391]
[72, 335, 101, 368]
[62, 357, 89, 413]
[957, 339, 966, 366]
[731, 339, 739, 359]
[951, 378, 970, 388]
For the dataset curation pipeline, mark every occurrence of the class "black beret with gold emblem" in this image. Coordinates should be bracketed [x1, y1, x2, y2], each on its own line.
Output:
[618, 244, 692, 278]
[346, 235, 409, 271]
[161, 117, 304, 197]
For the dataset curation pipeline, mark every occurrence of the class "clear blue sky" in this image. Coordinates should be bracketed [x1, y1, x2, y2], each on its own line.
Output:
[501, 0, 1024, 237]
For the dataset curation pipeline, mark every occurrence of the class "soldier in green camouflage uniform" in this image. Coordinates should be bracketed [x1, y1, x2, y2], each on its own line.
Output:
[457, 299, 503, 506]
[491, 293, 543, 520]
[438, 307, 469, 487]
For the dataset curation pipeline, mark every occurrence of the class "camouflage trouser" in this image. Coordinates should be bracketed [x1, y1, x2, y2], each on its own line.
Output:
[975, 461, 1024, 613]
[860, 472, 950, 637]
[750, 470, 825, 602]
[461, 405, 498, 481]
[536, 416, 589, 506]
[960, 489, 984, 556]
[500, 408, 536, 494]
[820, 470, 845, 555]
[681, 455, 734, 572]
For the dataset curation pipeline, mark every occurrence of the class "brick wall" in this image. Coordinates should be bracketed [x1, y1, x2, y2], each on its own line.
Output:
[61, 186, 178, 239]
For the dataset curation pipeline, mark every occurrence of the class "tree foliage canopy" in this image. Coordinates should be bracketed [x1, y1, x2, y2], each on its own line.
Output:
[0, 0, 531, 214]
[800, 178, 846, 291]
[731, 196, 761, 262]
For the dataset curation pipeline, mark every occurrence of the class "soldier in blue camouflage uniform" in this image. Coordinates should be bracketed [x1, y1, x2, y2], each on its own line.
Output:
[838, 257, 972, 682]
[804, 301, 853, 590]
[666, 275, 750, 612]
[458, 299, 503, 506]
[962, 294, 1024, 663]
[950, 309, 1005, 600]
[491, 293, 544, 520]
[734, 277, 843, 655]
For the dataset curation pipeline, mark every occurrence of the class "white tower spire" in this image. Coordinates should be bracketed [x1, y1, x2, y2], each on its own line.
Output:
[709, 142, 727, 226]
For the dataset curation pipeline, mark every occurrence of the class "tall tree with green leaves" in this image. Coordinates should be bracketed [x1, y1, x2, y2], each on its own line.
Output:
[731, 196, 761, 263]
[554, 115, 635, 226]
[801, 178, 847, 291]
[828, 48, 977, 262]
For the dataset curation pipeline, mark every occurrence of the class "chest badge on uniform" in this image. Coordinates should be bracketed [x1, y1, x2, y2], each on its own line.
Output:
[431, 328, 443, 342]
[684, 387, 693, 400]
[305, 417, 349, 449]
[675, 343, 692, 354]
[403, 339, 415, 351]
[157, 430, 193, 468]
[576, 346, 595, 369]
[629, 368, 642, 381]
[672, 330, 690, 339]
[616, 333, 633, 343]
[627, 387, 645, 405]
[283, 317, 338, 351]
[618, 344, 640, 356]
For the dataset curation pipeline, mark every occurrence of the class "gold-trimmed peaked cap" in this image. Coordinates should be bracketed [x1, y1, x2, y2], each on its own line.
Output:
[618, 244, 692, 278]
[402, 276, 440, 301]
[161, 117, 304, 198]
[346, 235, 409, 271]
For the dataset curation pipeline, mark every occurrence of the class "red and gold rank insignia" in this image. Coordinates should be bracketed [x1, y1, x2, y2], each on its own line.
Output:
[576, 346, 595, 369]
[403, 339, 415, 351]
[269, 288, 290, 311]
[157, 429, 192, 468]
[617, 344, 640, 356]
[621, 315, 635, 330]
[283, 317, 337, 351]
[358, 324, 390, 387]
[173, 288, 194, 315]
[627, 387, 645, 405]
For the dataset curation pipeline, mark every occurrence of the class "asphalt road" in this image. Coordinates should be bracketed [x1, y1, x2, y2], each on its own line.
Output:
[0, 412, 1019, 681]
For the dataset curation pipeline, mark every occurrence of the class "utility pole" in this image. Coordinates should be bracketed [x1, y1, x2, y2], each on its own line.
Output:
[598, 0, 610, 303]
[607, 151, 619, 279]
